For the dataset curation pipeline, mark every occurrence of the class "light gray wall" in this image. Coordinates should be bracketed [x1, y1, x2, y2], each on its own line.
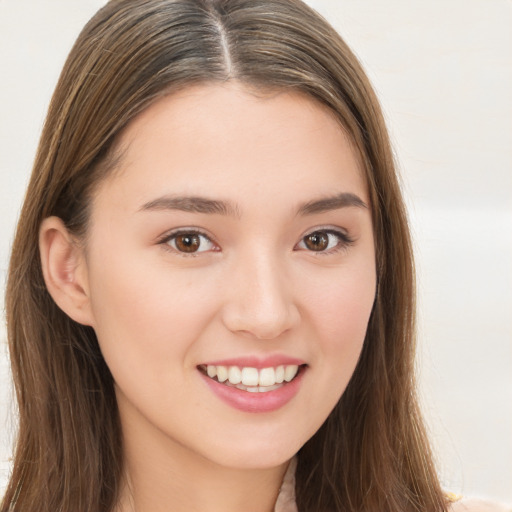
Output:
[1, 0, 511, 502]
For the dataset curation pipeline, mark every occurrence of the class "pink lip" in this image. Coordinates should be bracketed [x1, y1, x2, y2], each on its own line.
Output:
[200, 355, 305, 369]
[199, 366, 306, 413]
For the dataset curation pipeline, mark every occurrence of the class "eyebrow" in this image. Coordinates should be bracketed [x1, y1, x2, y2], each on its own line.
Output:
[140, 195, 241, 217]
[297, 192, 368, 215]
[139, 192, 367, 217]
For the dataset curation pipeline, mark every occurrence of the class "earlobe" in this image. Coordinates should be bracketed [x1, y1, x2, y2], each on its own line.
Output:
[39, 216, 95, 326]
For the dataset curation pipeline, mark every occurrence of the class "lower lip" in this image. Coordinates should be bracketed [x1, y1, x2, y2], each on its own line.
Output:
[199, 368, 306, 413]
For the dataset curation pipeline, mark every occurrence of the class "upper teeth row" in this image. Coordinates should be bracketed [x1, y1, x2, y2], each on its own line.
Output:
[206, 365, 299, 387]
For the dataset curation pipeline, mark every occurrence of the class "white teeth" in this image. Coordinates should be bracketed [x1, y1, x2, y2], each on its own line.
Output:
[228, 382, 284, 393]
[284, 365, 299, 382]
[241, 367, 259, 386]
[228, 366, 242, 384]
[259, 367, 275, 387]
[203, 363, 302, 389]
[216, 365, 228, 382]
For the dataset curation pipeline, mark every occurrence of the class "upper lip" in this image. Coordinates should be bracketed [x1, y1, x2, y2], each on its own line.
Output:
[199, 355, 306, 369]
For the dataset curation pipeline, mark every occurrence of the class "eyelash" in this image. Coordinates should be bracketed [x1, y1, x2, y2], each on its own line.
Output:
[157, 227, 354, 256]
[157, 229, 219, 256]
[295, 228, 355, 255]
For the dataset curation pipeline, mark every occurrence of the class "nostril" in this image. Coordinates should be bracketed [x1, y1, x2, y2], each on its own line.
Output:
[221, 305, 300, 340]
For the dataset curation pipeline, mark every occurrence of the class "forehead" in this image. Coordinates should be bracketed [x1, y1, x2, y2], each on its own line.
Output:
[94, 82, 368, 214]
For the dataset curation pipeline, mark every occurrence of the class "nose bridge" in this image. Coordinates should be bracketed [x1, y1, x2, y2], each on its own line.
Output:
[222, 245, 299, 339]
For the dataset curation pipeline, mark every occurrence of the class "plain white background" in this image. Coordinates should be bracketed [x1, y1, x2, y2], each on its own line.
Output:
[1, 0, 511, 503]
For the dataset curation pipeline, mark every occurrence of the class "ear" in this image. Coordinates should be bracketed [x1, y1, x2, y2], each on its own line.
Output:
[39, 216, 95, 326]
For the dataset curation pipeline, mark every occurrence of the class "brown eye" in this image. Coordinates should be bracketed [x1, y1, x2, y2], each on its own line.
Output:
[304, 232, 329, 251]
[174, 234, 200, 253]
[165, 232, 215, 254]
[297, 229, 353, 253]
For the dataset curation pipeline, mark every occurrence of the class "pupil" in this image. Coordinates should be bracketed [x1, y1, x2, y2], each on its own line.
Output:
[306, 233, 328, 251]
[176, 234, 200, 252]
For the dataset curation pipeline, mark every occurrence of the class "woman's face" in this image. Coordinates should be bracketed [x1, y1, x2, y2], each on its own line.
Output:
[82, 83, 376, 469]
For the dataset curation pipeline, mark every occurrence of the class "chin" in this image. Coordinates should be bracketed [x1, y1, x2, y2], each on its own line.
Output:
[205, 436, 302, 471]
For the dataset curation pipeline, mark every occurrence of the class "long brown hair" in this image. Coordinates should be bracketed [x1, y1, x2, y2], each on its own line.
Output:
[2, 1, 448, 511]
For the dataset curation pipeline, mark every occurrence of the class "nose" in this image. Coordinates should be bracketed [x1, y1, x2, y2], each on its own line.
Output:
[221, 251, 300, 340]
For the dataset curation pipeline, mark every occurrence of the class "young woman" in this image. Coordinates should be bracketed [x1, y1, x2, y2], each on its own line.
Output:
[1, 1, 507, 511]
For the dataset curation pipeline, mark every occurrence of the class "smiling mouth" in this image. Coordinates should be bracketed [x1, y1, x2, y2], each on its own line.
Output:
[198, 364, 306, 393]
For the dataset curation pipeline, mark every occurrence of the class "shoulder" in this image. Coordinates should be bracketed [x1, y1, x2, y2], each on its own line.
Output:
[449, 498, 512, 512]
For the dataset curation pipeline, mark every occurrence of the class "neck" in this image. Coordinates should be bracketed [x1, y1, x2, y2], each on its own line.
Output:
[115, 400, 290, 512]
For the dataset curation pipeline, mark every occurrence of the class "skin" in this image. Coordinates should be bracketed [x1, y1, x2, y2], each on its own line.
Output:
[40, 82, 377, 512]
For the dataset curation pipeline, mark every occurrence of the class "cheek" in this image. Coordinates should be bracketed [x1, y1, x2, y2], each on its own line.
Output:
[85, 248, 219, 379]
[292, 262, 376, 439]
[303, 261, 376, 388]
[308, 263, 376, 343]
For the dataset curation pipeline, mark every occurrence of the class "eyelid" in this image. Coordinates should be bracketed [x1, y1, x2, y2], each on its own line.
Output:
[295, 226, 355, 254]
[156, 227, 219, 255]
[155, 225, 354, 256]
